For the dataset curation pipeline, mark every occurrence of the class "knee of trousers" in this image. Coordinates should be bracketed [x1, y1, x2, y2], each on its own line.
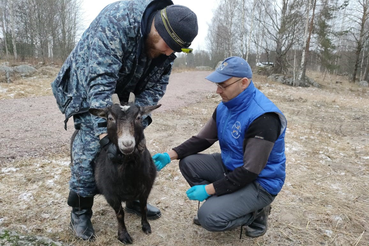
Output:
[70, 126, 100, 197]
[70, 151, 98, 197]
[178, 157, 188, 172]
[197, 205, 229, 232]
[178, 155, 196, 177]
[69, 161, 97, 197]
[178, 157, 196, 186]
[198, 211, 228, 232]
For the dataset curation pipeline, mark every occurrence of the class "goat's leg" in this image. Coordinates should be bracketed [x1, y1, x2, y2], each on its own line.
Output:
[139, 198, 151, 234]
[116, 205, 133, 244]
[108, 199, 133, 244]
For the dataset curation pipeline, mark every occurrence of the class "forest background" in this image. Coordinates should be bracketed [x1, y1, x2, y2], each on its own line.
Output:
[1, 0, 369, 85]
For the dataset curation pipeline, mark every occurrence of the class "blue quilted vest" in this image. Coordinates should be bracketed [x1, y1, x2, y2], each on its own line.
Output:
[216, 81, 287, 195]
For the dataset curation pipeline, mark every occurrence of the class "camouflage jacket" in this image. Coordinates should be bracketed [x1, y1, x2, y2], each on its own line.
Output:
[51, 0, 174, 134]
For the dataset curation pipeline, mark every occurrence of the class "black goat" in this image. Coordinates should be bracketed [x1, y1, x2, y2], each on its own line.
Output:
[89, 94, 160, 244]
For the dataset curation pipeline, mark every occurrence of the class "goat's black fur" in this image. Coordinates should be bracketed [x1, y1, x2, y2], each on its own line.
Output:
[89, 102, 160, 244]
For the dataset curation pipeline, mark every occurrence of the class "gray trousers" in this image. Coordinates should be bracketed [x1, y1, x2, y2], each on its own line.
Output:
[179, 153, 275, 232]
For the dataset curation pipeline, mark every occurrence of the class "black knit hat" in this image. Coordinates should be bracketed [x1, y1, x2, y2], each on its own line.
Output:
[154, 5, 198, 52]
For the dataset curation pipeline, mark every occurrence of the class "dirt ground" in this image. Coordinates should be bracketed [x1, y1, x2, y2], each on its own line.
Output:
[0, 70, 368, 246]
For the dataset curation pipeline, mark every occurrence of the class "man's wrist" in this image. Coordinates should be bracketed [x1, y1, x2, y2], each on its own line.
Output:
[205, 184, 216, 195]
[167, 149, 178, 160]
[99, 133, 108, 140]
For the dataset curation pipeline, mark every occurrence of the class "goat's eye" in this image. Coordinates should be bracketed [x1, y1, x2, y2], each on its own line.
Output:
[108, 116, 115, 122]
[136, 115, 141, 121]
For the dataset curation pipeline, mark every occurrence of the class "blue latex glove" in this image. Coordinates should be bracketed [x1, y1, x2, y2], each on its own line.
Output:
[186, 185, 210, 202]
[152, 153, 171, 171]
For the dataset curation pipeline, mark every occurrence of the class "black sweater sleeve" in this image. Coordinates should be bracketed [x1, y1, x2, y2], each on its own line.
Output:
[213, 113, 281, 196]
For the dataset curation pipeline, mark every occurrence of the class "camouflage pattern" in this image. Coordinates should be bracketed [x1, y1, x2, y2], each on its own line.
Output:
[50, 0, 175, 197]
[70, 113, 99, 197]
[51, 0, 174, 134]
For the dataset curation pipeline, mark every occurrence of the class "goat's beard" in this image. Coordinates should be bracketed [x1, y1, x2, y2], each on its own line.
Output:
[145, 32, 162, 59]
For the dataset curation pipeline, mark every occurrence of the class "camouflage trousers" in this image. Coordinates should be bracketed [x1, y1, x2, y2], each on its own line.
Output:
[70, 113, 100, 197]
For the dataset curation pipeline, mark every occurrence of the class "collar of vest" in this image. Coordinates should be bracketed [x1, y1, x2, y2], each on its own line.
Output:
[223, 80, 256, 111]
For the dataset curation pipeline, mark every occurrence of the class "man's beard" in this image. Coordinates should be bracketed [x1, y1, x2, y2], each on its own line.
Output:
[145, 32, 162, 59]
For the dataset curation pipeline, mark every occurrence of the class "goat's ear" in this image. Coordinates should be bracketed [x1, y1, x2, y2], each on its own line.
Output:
[141, 104, 161, 115]
[128, 92, 136, 103]
[89, 108, 107, 119]
[112, 94, 120, 105]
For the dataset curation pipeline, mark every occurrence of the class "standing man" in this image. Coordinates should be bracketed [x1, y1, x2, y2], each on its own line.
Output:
[153, 56, 287, 237]
[51, 0, 198, 240]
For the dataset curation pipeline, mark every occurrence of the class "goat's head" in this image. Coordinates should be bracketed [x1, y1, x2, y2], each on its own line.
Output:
[89, 96, 161, 155]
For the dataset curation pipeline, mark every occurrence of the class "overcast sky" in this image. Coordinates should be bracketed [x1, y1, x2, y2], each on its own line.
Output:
[80, 0, 219, 51]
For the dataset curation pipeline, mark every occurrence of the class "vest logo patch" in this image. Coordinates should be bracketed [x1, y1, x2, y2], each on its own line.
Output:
[231, 121, 242, 139]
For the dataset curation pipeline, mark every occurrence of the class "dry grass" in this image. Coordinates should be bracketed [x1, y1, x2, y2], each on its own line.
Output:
[0, 70, 368, 245]
[0, 66, 59, 99]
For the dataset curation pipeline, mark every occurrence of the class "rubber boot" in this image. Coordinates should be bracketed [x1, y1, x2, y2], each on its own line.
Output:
[125, 200, 161, 220]
[67, 191, 95, 241]
[246, 205, 271, 238]
[193, 215, 201, 226]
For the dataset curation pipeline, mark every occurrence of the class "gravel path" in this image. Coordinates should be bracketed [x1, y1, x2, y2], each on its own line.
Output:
[0, 71, 214, 164]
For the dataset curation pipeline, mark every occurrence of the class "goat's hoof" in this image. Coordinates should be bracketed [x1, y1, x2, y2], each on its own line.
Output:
[142, 224, 152, 234]
[118, 232, 133, 244]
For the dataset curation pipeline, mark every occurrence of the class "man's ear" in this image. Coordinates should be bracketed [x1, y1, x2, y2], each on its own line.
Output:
[241, 78, 251, 89]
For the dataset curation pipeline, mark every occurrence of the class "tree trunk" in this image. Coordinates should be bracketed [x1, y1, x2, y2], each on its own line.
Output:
[351, 0, 368, 83]
[9, 0, 17, 60]
[0, 0, 9, 57]
[245, 0, 257, 61]
[352, 39, 363, 83]
[297, 0, 317, 86]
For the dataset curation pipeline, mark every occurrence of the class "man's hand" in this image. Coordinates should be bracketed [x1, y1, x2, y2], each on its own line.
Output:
[152, 153, 171, 171]
[186, 185, 210, 202]
[99, 135, 118, 160]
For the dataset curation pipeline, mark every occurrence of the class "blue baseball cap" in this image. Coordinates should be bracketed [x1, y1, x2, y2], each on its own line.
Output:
[206, 56, 252, 83]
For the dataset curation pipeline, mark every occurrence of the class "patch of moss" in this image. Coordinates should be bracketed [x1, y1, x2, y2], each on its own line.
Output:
[0, 229, 63, 246]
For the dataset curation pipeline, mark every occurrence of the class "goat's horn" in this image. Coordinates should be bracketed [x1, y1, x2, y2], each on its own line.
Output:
[112, 94, 120, 105]
[128, 92, 136, 103]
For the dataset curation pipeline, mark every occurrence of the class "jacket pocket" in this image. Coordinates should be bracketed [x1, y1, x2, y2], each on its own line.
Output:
[65, 95, 89, 120]
[51, 67, 72, 114]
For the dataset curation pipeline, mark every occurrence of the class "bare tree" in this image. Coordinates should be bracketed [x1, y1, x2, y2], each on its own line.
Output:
[56, 0, 82, 61]
[207, 7, 229, 63]
[350, 0, 369, 82]
[9, 0, 17, 60]
[0, 0, 9, 58]
[254, 0, 305, 74]
[252, 1, 270, 65]
[0, 0, 81, 62]
[241, 0, 257, 61]
[362, 27, 369, 81]
[360, 39, 369, 80]
[297, 0, 317, 86]
[275, 0, 305, 74]
[207, 0, 244, 62]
